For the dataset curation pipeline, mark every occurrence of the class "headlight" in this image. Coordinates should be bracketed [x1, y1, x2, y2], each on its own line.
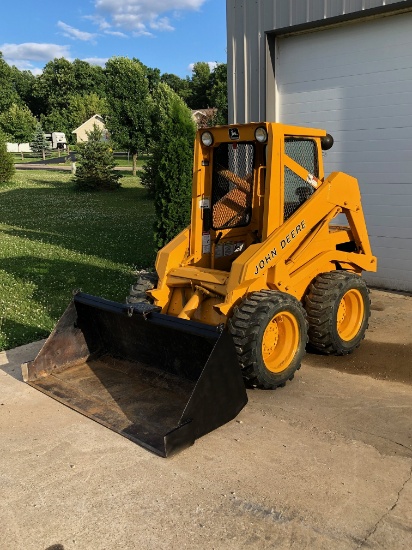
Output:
[255, 127, 268, 143]
[201, 131, 214, 147]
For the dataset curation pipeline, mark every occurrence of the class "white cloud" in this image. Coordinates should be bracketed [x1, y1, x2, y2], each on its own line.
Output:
[149, 17, 174, 31]
[57, 21, 97, 42]
[4, 59, 43, 75]
[104, 30, 128, 38]
[0, 42, 72, 75]
[0, 42, 71, 63]
[93, 0, 206, 33]
[84, 15, 111, 30]
[82, 57, 109, 67]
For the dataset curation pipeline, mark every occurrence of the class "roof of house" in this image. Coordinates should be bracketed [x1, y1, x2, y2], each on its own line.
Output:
[72, 114, 105, 134]
[191, 108, 217, 118]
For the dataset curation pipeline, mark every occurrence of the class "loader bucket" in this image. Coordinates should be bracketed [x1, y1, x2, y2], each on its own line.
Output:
[22, 293, 247, 457]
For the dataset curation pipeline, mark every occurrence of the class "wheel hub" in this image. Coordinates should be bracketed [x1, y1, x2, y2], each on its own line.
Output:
[262, 312, 299, 373]
[337, 300, 346, 324]
[262, 318, 280, 354]
[337, 288, 364, 341]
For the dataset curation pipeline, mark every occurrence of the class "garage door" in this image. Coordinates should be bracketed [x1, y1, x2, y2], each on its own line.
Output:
[276, 13, 412, 291]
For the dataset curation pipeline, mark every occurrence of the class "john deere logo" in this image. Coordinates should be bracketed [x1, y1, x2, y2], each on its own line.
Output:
[229, 128, 240, 140]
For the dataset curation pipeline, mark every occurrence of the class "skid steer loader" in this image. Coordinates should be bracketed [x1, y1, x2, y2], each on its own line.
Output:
[22, 122, 377, 457]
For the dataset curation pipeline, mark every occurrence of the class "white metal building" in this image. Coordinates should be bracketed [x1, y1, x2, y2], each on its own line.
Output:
[227, 0, 412, 291]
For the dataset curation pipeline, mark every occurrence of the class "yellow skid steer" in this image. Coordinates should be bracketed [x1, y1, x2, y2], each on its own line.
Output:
[23, 123, 377, 457]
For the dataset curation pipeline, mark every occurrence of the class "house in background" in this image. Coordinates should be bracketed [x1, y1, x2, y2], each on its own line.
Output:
[191, 109, 217, 128]
[227, 0, 412, 292]
[72, 114, 109, 143]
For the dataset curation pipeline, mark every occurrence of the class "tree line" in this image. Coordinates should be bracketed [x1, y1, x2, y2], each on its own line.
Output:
[0, 53, 227, 149]
[0, 54, 227, 249]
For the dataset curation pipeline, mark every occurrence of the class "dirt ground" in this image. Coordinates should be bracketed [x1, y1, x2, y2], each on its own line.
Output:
[0, 288, 411, 550]
[305, 288, 412, 386]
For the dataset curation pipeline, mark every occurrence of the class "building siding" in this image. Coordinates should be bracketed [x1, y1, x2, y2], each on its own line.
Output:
[274, 12, 412, 291]
[227, 0, 412, 123]
[227, 0, 412, 291]
[72, 115, 108, 143]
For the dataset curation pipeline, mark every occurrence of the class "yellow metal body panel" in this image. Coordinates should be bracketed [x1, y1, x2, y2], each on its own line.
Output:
[152, 122, 377, 325]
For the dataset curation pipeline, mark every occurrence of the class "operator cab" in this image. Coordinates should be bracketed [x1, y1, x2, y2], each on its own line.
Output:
[197, 123, 326, 271]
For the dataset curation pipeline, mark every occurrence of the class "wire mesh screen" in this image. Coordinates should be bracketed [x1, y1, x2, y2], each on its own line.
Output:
[212, 143, 254, 230]
[284, 138, 318, 221]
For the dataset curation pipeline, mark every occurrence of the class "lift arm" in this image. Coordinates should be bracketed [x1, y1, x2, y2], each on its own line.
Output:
[219, 172, 377, 313]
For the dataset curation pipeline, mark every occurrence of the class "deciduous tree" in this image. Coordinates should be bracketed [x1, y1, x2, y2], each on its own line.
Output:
[32, 58, 106, 119]
[105, 57, 152, 176]
[187, 61, 211, 109]
[10, 66, 36, 111]
[40, 109, 70, 143]
[0, 103, 37, 159]
[67, 93, 108, 134]
[208, 63, 228, 125]
[160, 73, 191, 103]
[0, 53, 20, 113]
[33, 58, 76, 115]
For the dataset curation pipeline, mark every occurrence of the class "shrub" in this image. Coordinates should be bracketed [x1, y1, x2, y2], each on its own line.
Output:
[0, 132, 15, 184]
[73, 124, 121, 191]
[142, 84, 196, 249]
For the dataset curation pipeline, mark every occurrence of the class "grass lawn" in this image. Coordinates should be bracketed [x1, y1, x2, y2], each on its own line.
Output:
[114, 154, 149, 168]
[0, 170, 156, 351]
[12, 153, 149, 167]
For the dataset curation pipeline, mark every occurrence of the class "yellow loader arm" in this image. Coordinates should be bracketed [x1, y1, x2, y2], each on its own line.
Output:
[219, 172, 377, 315]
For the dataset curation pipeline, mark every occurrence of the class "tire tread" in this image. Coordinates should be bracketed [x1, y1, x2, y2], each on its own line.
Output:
[229, 290, 308, 389]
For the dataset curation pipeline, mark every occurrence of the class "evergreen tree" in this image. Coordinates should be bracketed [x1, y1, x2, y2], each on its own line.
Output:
[73, 125, 121, 191]
[143, 86, 196, 249]
[0, 131, 15, 184]
[140, 82, 173, 197]
[31, 122, 48, 160]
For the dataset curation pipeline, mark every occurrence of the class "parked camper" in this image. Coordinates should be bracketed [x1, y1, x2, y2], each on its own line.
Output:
[44, 132, 67, 150]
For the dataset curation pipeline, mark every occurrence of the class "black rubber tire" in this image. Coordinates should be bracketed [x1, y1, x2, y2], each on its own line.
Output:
[229, 290, 308, 389]
[126, 271, 158, 304]
[305, 272, 371, 355]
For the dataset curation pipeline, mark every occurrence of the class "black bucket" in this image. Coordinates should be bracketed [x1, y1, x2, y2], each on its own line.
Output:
[22, 293, 248, 457]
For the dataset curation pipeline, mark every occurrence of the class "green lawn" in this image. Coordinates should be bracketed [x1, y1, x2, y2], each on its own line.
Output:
[12, 153, 149, 167]
[114, 154, 149, 167]
[0, 170, 156, 351]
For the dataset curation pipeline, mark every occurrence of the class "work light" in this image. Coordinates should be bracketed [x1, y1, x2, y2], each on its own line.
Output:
[255, 127, 268, 143]
[201, 131, 214, 147]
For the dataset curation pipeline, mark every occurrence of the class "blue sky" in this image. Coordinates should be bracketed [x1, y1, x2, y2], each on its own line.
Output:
[0, 0, 227, 77]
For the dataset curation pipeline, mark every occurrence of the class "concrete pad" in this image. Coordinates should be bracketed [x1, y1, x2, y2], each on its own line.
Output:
[1, 290, 412, 549]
